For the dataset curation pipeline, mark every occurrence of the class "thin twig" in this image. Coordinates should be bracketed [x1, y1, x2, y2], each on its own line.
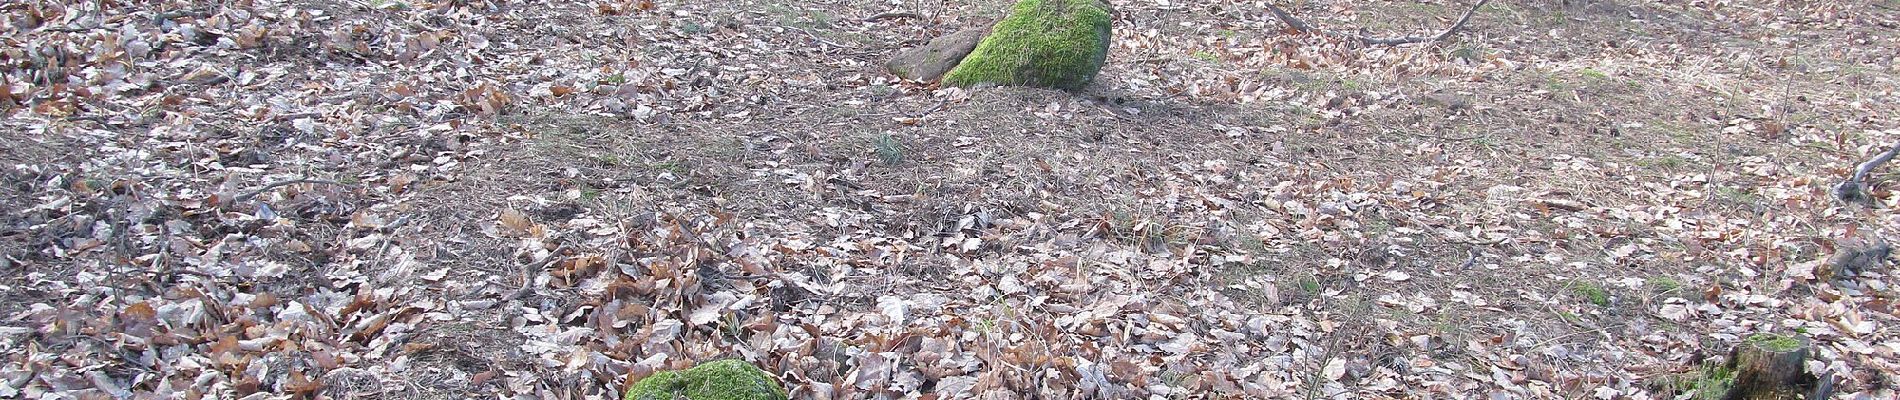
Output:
[233, 179, 348, 203]
[1265, 0, 1491, 46]
[376, 214, 413, 233]
[43, 25, 103, 33]
[1303, 334, 1342, 400]
[271, 112, 322, 121]
[1526, 323, 1623, 351]
[911, 99, 949, 118]
[790, 26, 854, 49]
[1400, 130, 1483, 141]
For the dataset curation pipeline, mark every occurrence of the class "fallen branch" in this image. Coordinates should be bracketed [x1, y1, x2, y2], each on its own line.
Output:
[233, 178, 348, 203]
[911, 99, 949, 118]
[1823, 235, 1889, 280]
[1264, 0, 1491, 46]
[153, 10, 211, 22]
[43, 25, 103, 33]
[863, 11, 924, 22]
[1834, 141, 1900, 204]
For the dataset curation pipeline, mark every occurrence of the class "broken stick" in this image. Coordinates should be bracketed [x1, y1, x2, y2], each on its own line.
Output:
[1265, 0, 1491, 46]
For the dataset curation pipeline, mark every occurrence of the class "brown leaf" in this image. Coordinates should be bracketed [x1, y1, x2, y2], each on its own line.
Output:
[0, 77, 15, 106]
[499, 208, 534, 236]
[313, 350, 340, 369]
[388, 173, 418, 194]
[286, 370, 322, 395]
[119, 302, 158, 337]
[251, 292, 278, 308]
[234, 376, 262, 395]
[1761, 120, 1785, 138]
[122, 302, 156, 320]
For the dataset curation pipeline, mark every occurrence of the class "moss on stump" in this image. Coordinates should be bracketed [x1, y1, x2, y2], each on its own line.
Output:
[623, 359, 786, 400]
[940, 0, 1112, 90]
[1650, 333, 1832, 400]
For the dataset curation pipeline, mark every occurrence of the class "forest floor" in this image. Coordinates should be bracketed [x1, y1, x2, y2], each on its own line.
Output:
[2, 0, 1898, 398]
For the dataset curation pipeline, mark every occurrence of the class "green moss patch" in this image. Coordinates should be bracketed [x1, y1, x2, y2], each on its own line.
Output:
[940, 0, 1112, 90]
[1570, 280, 1610, 307]
[1653, 363, 1738, 400]
[624, 359, 786, 400]
[1746, 333, 1803, 352]
[1650, 333, 1814, 399]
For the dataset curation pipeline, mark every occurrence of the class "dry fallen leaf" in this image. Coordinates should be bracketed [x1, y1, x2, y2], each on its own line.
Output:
[5, 2, 1897, 399]
[499, 208, 537, 237]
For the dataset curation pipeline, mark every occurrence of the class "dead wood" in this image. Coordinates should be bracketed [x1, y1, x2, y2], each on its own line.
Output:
[1264, 0, 1491, 46]
[233, 179, 349, 203]
[864, 11, 924, 22]
[1834, 141, 1900, 204]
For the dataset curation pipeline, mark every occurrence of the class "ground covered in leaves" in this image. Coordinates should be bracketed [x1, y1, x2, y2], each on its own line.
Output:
[2, 0, 1898, 398]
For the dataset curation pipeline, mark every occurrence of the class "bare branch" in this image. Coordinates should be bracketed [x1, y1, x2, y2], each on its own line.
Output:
[864, 11, 924, 22]
[1263, 3, 1317, 33]
[1850, 142, 1900, 185]
[1265, 0, 1491, 46]
[1835, 142, 1900, 204]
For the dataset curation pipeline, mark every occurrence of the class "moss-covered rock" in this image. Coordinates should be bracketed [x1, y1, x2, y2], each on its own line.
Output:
[940, 0, 1112, 90]
[887, 25, 991, 82]
[623, 359, 786, 400]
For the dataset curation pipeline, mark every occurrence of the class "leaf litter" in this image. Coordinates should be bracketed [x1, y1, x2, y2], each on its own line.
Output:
[1, 0, 1898, 399]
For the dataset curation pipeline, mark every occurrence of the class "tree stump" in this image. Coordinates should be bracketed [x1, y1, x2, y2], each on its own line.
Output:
[1653, 334, 1831, 400]
[1726, 334, 1835, 400]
